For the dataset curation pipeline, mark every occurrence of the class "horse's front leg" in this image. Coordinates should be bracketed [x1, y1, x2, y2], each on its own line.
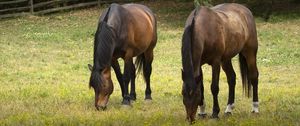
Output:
[211, 62, 221, 118]
[111, 58, 124, 98]
[122, 53, 134, 106]
[198, 67, 207, 117]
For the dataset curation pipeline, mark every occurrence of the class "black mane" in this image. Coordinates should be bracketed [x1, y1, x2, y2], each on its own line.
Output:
[93, 22, 115, 70]
[181, 10, 197, 92]
[90, 7, 115, 88]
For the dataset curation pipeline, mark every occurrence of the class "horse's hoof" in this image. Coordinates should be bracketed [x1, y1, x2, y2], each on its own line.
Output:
[198, 113, 207, 119]
[145, 95, 152, 100]
[211, 114, 219, 119]
[130, 94, 136, 101]
[122, 99, 131, 106]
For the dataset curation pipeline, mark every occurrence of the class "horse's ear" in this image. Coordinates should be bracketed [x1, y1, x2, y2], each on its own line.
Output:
[88, 64, 93, 71]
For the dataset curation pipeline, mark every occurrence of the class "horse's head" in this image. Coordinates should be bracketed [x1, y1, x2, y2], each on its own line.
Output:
[181, 70, 201, 123]
[88, 64, 113, 111]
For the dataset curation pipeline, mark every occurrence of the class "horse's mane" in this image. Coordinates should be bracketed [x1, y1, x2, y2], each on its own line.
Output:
[181, 9, 198, 93]
[93, 22, 115, 69]
[90, 6, 115, 88]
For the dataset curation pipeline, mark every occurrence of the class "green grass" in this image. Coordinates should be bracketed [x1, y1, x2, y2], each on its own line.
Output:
[1, 1, 300, 125]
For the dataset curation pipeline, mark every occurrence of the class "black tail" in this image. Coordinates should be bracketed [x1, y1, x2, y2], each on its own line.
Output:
[239, 53, 251, 97]
[135, 54, 145, 77]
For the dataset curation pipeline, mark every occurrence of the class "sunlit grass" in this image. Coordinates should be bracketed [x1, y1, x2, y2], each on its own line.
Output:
[0, 1, 299, 125]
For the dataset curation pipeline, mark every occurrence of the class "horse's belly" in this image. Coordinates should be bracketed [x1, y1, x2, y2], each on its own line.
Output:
[222, 43, 244, 60]
[222, 51, 239, 60]
[222, 31, 247, 59]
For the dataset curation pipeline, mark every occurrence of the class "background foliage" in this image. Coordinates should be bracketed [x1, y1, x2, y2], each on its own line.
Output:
[193, 0, 300, 20]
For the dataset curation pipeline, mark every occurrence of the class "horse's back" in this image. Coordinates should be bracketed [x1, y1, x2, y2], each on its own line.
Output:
[123, 4, 156, 41]
[122, 4, 157, 54]
[212, 3, 257, 43]
[212, 3, 256, 36]
[186, 3, 257, 64]
[212, 3, 258, 59]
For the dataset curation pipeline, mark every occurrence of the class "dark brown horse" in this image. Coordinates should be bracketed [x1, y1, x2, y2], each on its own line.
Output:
[181, 3, 259, 123]
[88, 3, 157, 110]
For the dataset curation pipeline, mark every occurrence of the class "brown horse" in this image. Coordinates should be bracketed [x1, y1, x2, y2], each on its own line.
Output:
[181, 3, 259, 123]
[88, 3, 157, 110]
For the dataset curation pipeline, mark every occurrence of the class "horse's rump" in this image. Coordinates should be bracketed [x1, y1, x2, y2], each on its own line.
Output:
[187, 3, 257, 64]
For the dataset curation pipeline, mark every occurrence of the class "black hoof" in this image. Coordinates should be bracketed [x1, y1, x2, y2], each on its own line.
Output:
[211, 114, 219, 119]
[198, 113, 207, 119]
[122, 99, 131, 105]
[145, 95, 152, 100]
[130, 93, 136, 101]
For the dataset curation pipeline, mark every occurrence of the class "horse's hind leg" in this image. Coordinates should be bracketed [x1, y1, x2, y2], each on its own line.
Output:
[247, 55, 259, 113]
[242, 50, 259, 113]
[221, 59, 236, 114]
[143, 50, 154, 100]
[130, 61, 137, 101]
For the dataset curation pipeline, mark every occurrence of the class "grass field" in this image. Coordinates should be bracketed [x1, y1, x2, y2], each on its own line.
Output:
[1, 1, 300, 126]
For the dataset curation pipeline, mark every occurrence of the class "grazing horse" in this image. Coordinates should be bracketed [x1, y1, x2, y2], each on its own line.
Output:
[181, 3, 259, 122]
[88, 3, 157, 110]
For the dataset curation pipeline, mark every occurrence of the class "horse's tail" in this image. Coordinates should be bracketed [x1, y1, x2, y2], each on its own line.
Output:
[239, 53, 251, 97]
[135, 54, 145, 76]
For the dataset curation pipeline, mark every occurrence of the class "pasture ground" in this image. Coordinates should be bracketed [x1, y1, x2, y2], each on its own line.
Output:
[0, 1, 299, 126]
